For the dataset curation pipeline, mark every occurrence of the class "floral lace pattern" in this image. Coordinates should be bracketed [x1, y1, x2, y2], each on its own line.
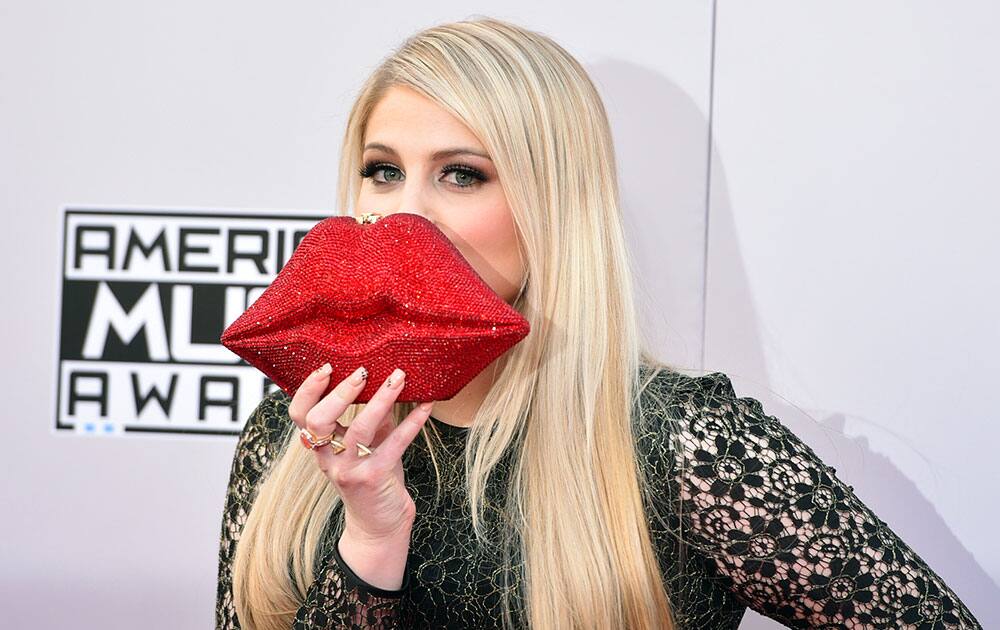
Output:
[215, 368, 983, 629]
[215, 393, 408, 629]
[292, 538, 409, 629]
[644, 370, 982, 629]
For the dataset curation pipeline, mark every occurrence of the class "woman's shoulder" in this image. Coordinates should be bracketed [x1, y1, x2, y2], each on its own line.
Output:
[632, 362, 788, 481]
[634, 361, 739, 429]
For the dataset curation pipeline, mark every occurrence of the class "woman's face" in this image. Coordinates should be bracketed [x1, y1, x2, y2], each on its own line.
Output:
[356, 85, 525, 305]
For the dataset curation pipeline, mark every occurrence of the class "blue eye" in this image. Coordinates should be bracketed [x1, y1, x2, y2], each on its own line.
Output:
[441, 164, 488, 188]
[357, 161, 488, 189]
[357, 161, 403, 183]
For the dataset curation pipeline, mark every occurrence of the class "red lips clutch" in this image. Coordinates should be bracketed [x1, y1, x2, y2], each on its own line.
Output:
[219, 212, 530, 403]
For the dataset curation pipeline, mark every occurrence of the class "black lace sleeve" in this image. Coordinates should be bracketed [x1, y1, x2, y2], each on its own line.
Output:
[292, 538, 412, 629]
[215, 390, 412, 630]
[669, 372, 982, 629]
[216, 390, 291, 629]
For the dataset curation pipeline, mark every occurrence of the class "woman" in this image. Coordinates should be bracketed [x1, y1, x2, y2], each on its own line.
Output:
[215, 16, 982, 630]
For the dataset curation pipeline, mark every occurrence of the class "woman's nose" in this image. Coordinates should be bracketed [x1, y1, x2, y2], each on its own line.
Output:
[382, 186, 432, 222]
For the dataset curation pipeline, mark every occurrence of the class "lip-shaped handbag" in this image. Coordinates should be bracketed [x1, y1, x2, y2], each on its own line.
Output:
[219, 211, 530, 402]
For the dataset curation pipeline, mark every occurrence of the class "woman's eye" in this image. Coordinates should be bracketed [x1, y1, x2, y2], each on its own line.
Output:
[357, 162, 403, 184]
[442, 166, 487, 189]
[375, 165, 403, 183]
[358, 161, 487, 189]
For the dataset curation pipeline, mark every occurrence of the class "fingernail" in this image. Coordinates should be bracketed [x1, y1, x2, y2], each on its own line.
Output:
[385, 368, 405, 388]
[349, 366, 368, 386]
[418, 401, 433, 412]
[314, 362, 332, 377]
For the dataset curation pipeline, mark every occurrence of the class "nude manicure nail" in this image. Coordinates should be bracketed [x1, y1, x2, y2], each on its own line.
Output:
[314, 362, 332, 377]
[386, 368, 405, 388]
[349, 366, 368, 386]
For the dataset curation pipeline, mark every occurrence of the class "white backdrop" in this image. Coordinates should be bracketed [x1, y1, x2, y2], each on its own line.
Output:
[1, 1, 994, 627]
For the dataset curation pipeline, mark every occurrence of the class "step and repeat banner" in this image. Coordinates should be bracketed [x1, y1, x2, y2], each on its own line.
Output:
[55, 207, 323, 437]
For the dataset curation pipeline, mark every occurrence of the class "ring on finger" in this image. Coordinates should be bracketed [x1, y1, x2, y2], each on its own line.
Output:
[330, 420, 366, 455]
[300, 427, 336, 450]
[326, 436, 373, 457]
[324, 436, 373, 456]
[300, 427, 374, 457]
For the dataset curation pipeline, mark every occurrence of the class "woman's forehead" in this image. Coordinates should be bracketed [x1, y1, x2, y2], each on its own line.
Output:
[364, 88, 487, 156]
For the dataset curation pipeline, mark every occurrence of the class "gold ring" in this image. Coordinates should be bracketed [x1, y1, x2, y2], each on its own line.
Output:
[300, 427, 373, 456]
[300, 428, 334, 450]
[355, 212, 382, 224]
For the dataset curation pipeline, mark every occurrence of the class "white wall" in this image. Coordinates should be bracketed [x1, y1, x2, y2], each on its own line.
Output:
[702, 2, 998, 626]
[1, 1, 993, 627]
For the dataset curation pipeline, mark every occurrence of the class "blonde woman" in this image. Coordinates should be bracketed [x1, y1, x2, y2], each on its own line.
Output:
[215, 16, 982, 630]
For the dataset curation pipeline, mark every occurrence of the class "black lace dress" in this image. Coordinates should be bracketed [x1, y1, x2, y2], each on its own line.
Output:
[215, 367, 983, 629]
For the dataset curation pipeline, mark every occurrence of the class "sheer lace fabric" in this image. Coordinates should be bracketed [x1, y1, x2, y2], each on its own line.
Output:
[639, 371, 981, 629]
[216, 368, 982, 629]
[215, 394, 408, 629]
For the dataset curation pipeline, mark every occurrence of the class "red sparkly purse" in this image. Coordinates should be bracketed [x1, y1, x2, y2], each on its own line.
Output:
[219, 212, 530, 402]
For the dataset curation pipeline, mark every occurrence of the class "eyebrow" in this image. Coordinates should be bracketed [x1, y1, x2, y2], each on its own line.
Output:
[363, 142, 492, 162]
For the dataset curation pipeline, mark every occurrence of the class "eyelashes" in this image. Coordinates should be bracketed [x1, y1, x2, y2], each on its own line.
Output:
[356, 161, 398, 181]
[357, 160, 488, 189]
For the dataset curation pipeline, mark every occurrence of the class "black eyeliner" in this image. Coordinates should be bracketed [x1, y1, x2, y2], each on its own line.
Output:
[357, 160, 488, 186]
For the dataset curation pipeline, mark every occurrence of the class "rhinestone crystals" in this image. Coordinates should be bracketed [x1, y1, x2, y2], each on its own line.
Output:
[219, 212, 530, 402]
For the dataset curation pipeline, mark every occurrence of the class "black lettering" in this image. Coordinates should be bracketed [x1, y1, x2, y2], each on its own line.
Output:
[199, 375, 239, 422]
[178, 227, 219, 272]
[131, 372, 178, 416]
[226, 229, 269, 274]
[275, 229, 285, 273]
[123, 228, 171, 271]
[68, 371, 109, 416]
[74, 225, 115, 270]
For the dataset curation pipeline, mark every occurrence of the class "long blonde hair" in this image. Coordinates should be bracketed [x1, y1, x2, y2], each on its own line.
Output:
[232, 15, 685, 629]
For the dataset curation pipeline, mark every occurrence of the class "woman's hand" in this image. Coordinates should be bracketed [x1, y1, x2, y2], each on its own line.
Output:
[287, 363, 434, 543]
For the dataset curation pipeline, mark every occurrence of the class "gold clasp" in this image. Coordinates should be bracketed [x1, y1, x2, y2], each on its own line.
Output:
[356, 212, 382, 224]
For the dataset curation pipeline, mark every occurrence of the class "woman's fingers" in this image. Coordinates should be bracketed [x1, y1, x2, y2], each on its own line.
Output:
[373, 401, 435, 463]
[294, 365, 432, 474]
[331, 368, 407, 457]
[287, 363, 335, 429]
[304, 365, 370, 440]
[369, 407, 398, 447]
[293, 363, 435, 543]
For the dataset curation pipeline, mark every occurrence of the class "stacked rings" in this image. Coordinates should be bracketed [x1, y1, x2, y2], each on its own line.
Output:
[299, 427, 375, 457]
